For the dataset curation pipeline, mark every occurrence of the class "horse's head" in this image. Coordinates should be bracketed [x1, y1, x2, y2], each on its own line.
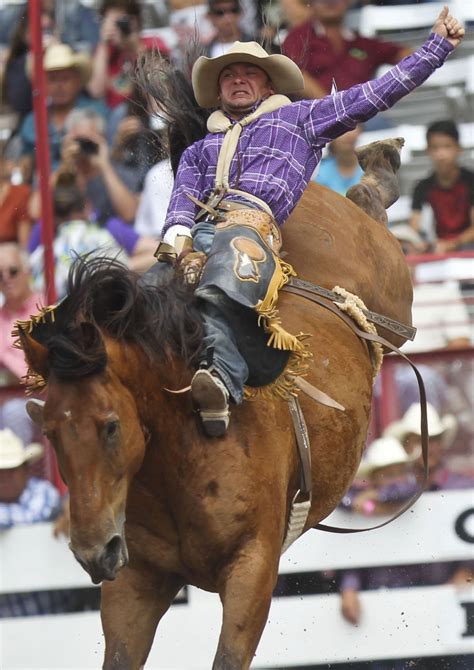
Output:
[22, 323, 146, 584]
[16, 258, 203, 583]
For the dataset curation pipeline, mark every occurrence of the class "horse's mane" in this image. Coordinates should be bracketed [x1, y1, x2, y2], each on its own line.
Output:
[134, 49, 209, 175]
[25, 257, 203, 382]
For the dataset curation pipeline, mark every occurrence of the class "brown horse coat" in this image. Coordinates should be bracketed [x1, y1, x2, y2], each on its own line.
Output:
[20, 184, 412, 670]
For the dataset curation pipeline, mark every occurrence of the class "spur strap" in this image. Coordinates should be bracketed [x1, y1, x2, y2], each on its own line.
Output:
[282, 283, 429, 534]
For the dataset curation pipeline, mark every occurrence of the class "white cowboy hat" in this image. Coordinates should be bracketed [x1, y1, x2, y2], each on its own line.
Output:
[356, 436, 417, 478]
[384, 402, 458, 449]
[27, 43, 92, 86]
[390, 223, 424, 248]
[0, 428, 43, 470]
[192, 41, 304, 108]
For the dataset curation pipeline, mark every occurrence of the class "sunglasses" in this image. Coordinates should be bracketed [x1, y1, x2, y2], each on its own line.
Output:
[210, 7, 240, 16]
[0, 266, 20, 281]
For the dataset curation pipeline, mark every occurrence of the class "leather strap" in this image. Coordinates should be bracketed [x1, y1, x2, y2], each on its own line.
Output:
[282, 283, 429, 534]
[288, 277, 416, 341]
[288, 396, 312, 497]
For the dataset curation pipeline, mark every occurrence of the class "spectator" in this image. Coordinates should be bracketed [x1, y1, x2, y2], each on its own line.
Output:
[19, 43, 108, 171]
[1, 3, 58, 118]
[339, 436, 418, 516]
[283, 0, 411, 99]
[1, 10, 32, 118]
[134, 158, 174, 239]
[60, 0, 101, 54]
[0, 2, 26, 49]
[0, 428, 60, 530]
[205, 0, 254, 58]
[390, 224, 472, 354]
[0, 428, 97, 619]
[279, 0, 313, 28]
[0, 242, 43, 446]
[30, 108, 144, 233]
[29, 178, 126, 301]
[409, 120, 474, 253]
[313, 125, 363, 195]
[0, 144, 32, 248]
[339, 412, 473, 668]
[88, 0, 169, 109]
[384, 402, 471, 491]
[106, 80, 167, 173]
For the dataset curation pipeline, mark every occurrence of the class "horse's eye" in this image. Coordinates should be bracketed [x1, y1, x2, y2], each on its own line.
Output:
[104, 420, 119, 441]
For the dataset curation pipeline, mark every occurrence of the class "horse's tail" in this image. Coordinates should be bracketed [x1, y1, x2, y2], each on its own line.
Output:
[134, 47, 209, 175]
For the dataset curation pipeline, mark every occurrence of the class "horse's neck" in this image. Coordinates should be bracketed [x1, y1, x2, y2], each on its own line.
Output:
[109, 340, 191, 433]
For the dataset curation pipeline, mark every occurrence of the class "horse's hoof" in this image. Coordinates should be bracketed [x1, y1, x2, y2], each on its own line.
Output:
[191, 369, 230, 437]
[355, 137, 405, 173]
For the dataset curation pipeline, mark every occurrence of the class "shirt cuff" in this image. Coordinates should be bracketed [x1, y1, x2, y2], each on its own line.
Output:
[163, 224, 192, 247]
[423, 32, 455, 65]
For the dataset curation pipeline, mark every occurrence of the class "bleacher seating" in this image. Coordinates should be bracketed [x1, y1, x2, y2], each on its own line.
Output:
[358, 2, 448, 38]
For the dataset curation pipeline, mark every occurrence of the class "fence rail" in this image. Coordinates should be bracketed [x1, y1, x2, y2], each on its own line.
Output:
[1, 490, 473, 668]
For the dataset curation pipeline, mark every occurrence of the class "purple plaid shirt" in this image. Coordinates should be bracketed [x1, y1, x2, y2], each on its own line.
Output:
[163, 34, 452, 241]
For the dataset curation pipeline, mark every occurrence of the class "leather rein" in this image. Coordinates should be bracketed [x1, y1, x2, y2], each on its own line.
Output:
[282, 278, 430, 534]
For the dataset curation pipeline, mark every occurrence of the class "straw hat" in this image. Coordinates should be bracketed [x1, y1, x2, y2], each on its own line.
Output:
[27, 43, 92, 85]
[0, 429, 43, 470]
[192, 41, 304, 108]
[384, 402, 458, 449]
[357, 436, 416, 478]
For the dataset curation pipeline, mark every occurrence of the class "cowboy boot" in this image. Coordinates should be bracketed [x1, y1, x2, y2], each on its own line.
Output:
[191, 368, 230, 437]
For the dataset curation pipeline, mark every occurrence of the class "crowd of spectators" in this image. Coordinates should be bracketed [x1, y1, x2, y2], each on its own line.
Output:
[0, 3, 472, 666]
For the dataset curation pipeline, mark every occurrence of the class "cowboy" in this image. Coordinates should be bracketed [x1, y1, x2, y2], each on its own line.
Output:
[157, 6, 464, 438]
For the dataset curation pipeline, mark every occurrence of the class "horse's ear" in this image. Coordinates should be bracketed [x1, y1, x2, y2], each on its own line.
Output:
[17, 328, 49, 380]
[26, 399, 45, 427]
[80, 321, 105, 352]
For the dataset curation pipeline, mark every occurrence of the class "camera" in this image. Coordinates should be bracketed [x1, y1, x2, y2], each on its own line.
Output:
[76, 137, 99, 156]
[116, 16, 132, 37]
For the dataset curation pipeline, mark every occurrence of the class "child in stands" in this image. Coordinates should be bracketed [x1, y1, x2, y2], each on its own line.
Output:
[409, 120, 474, 253]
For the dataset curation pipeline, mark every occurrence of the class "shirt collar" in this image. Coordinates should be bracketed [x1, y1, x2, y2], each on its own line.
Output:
[313, 20, 355, 41]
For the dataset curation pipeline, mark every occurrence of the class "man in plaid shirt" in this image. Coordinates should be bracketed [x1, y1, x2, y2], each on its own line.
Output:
[158, 6, 464, 437]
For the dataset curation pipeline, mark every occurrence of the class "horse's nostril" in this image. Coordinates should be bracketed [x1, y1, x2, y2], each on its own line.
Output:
[103, 534, 122, 567]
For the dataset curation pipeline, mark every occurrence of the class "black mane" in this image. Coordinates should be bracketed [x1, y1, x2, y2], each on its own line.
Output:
[30, 257, 203, 381]
[134, 49, 209, 175]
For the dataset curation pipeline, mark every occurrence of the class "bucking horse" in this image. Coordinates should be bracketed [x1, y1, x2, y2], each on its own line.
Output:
[14, 57, 423, 670]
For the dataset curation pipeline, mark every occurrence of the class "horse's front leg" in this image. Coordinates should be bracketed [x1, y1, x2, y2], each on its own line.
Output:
[213, 541, 280, 670]
[101, 566, 184, 670]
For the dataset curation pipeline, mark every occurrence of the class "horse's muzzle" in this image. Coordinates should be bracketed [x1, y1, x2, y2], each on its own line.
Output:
[72, 534, 129, 584]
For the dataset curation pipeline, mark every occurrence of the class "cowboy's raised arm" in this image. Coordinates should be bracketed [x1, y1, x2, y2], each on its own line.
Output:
[299, 6, 464, 148]
[161, 142, 206, 247]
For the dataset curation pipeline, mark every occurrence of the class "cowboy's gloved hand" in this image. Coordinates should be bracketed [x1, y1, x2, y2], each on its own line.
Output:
[192, 222, 217, 255]
[178, 251, 207, 285]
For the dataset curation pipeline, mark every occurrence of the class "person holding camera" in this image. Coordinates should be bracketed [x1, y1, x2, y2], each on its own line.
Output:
[88, 0, 169, 110]
[28, 107, 158, 272]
